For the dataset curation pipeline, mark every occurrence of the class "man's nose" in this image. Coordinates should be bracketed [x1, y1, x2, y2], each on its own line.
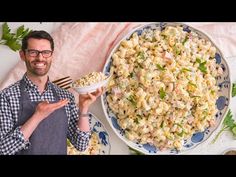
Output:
[37, 52, 44, 60]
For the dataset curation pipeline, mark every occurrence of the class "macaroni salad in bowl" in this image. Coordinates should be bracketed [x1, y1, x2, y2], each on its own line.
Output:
[72, 72, 110, 94]
[67, 133, 101, 155]
[72, 72, 108, 88]
[102, 22, 231, 154]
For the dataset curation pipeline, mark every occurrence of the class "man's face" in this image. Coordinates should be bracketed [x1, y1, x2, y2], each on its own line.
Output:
[20, 38, 53, 77]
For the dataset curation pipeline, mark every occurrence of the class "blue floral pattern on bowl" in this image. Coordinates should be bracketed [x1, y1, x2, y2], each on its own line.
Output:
[89, 113, 111, 154]
[101, 22, 231, 155]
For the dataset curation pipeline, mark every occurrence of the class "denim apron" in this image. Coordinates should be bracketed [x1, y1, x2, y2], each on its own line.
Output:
[16, 80, 68, 155]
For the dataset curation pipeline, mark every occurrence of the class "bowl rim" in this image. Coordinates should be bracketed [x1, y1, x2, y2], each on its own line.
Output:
[101, 22, 232, 154]
[88, 112, 112, 154]
[72, 73, 111, 89]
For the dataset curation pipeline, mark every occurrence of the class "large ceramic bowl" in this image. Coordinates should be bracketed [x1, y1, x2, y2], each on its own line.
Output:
[101, 22, 231, 154]
[67, 112, 111, 155]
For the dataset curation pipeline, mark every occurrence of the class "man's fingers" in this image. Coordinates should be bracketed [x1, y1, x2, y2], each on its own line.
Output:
[50, 99, 69, 110]
[87, 93, 95, 100]
[95, 87, 103, 96]
[91, 87, 103, 97]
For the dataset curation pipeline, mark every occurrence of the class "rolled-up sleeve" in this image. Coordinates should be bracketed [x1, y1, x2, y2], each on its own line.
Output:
[66, 95, 91, 152]
[0, 94, 30, 155]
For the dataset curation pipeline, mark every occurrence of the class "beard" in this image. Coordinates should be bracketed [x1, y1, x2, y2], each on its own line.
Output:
[25, 59, 51, 76]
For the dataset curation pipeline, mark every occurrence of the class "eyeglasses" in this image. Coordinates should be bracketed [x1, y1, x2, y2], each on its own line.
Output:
[25, 49, 53, 58]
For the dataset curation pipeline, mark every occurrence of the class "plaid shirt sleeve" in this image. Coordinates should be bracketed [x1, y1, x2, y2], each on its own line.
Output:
[0, 93, 30, 155]
[66, 94, 91, 152]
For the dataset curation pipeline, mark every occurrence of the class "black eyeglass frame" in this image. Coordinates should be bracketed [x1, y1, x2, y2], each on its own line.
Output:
[25, 49, 53, 58]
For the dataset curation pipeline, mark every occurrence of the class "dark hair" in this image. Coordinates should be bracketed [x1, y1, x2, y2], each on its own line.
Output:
[21, 30, 54, 51]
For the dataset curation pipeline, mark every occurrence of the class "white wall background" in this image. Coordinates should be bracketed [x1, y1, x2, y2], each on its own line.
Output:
[0, 22, 62, 84]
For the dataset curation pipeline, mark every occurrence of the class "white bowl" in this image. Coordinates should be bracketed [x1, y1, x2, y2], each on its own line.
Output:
[72, 73, 111, 94]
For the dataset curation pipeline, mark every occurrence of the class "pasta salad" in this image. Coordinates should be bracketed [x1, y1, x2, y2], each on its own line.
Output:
[73, 72, 107, 88]
[106, 25, 223, 151]
[67, 133, 101, 155]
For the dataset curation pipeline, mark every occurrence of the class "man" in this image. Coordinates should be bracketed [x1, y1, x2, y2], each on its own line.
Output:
[0, 30, 103, 155]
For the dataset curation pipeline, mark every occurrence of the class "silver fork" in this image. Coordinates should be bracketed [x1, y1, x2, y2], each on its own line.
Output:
[52, 76, 73, 90]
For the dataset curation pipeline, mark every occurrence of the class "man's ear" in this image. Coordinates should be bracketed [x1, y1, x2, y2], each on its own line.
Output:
[19, 50, 25, 61]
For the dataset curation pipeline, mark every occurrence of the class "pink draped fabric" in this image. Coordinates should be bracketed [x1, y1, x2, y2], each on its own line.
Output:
[1, 22, 236, 91]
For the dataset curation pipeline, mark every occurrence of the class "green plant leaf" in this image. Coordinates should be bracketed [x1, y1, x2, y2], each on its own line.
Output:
[2, 22, 12, 40]
[21, 28, 31, 38]
[16, 25, 25, 37]
[223, 109, 235, 128]
[212, 109, 236, 144]
[1, 22, 32, 52]
[6, 39, 21, 51]
[211, 126, 227, 144]
[232, 83, 236, 97]
[231, 126, 236, 136]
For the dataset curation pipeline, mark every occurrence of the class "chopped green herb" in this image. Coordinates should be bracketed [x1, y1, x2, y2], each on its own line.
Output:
[161, 34, 168, 40]
[137, 51, 145, 59]
[199, 65, 207, 74]
[137, 63, 143, 69]
[134, 115, 142, 124]
[190, 95, 201, 98]
[197, 60, 207, 74]
[177, 130, 184, 137]
[67, 139, 71, 146]
[137, 114, 142, 119]
[181, 68, 192, 72]
[160, 121, 164, 128]
[188, 82, 197, 88]
[196, 58, 202, 64]
[159, 87, 166, 99]
[134, 119, 139, 124]
[127, 95, 137, 107]
[182, 35, 189, 45]
[156, 64, 165, 71]
[173, 45, 181, 55]
[129, 72, 134, 78]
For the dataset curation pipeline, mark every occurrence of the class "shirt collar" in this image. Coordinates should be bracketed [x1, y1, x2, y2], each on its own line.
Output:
[22, 73, 52, 91]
